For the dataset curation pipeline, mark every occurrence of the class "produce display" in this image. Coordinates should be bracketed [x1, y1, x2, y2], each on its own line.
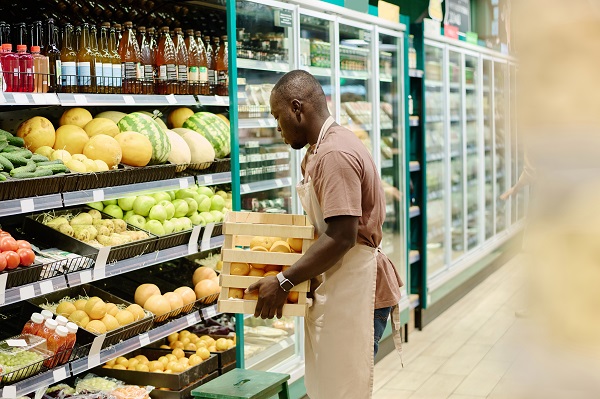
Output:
[102, 345, 212, 374]
[0, 229, 36, 272]
[87, 186, 232, 237]
[0, 335, 50, 382]
[159, 330, 235, 354]
[41, 208, 150, 247]
[42, 375, 151, 399]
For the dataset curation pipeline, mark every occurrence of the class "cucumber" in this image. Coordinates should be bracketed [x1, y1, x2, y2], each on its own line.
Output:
[11, 169, 53, 179]
[2, 153, 28, 167]
[2, 145, 22, 153]
[10, 149, 32, 159]
[0, 155, 14, 171]
[0, 130, 24, 147]
[0, 141, 8, 152]
[10, 160, 36, 176]
[31, 154, 50, 163]
[37, 163, 69, 174]
[35, 160, 63, 167]
[0, 174, 6, 182]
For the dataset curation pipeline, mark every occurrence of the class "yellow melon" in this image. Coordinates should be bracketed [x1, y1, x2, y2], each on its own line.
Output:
[287, 237, 303, 252]
[126, 304, 146, 321]
[264, 265, 282, 273]
[163, 292, 184, 316]
[228, 288, 244, 299]
[263, 271, 279, 277]
[230, 262, 250, 276]
[243, 291, 259, 300]
[17, 116, 56, 151]
[249, 236, 274, 250]
[248, 267, 265, 277]
[101, 314, 120, 331]
[53, 125, 89, 154]
[270, 241, 291, 253]
[105, 303, 119, 317]
[287, 291, 299, 303]
[194, 280, 220, 299]
[135, 284, 161, 307]
[84, 117, 120, 138]
[144, 294, 171, 318]
[83, 134, 122, 169]
[174, 287, 196, 312]
[114, 131, 153, 167]
[56, 301, 77, 317]
[60, 108, 93, 128]
[167, 107, 194, 129]
[95, 111, 127, 124]
[86, 320, 107, 334]
[85, 297, 107, 320]
[68, 310, 90, 328]
[193, 266, 217, 286]
[114, 310, 135, 326]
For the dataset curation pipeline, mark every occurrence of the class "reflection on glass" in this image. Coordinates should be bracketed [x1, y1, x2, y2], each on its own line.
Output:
[449, 51, 464, 260]
[483, 59, 494, 240]
[244, 316, 296, 369]
[425, 44, 445, 276]
[465, 55, 480, 250]
[495, 62, 507, 233]
[509, 64, 518, 225]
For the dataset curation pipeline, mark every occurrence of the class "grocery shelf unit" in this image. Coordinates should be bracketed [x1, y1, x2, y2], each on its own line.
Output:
[412, 25, 523, 327]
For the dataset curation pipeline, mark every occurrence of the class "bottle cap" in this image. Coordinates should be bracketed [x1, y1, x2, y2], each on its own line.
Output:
[16, 45, 27, 51]
[3, 43, 12, 51]
[66, 322, 78, 334]
[31, 313, 44, 324]
[56, 315, 68, 326]
[41, 310, 54, 320]
[55, 326, 68, 337]
[45, 319, 58, 330]
[31, 45, 41, 52]
[124, 21, 133, 28]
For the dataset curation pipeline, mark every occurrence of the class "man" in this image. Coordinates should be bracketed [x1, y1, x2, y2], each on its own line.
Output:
[247, 70, 403, 399]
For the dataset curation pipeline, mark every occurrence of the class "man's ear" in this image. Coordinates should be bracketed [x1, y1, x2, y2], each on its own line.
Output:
[292, 99, 302, 115]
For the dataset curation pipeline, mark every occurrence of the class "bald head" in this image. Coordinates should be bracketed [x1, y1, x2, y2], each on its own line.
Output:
[271, 70, 329, 116]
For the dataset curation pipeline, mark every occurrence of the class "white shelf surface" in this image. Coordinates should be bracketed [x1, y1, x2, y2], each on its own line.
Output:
[57, 93, 197, 106]
[301, 65, 332, 77]
[0, 194, 63, 218]
[238, 59, 290, 73]
[196, 95, 229, 106]
[196, 172, 232, 186]
[238, 118, 277, 129]
[340, 70, 370, 80]
[240, 177, 292, 195]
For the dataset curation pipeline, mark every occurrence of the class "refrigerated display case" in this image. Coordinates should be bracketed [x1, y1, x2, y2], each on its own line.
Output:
[483, 57, 495, 240]
[494, 61, 509, 235]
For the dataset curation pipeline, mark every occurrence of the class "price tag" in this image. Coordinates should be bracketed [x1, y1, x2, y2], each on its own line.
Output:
[2, 386, 17, 398]
[44, 93, 58, 103]
[73, 94, 87, 104]
[203, 305, 217, 319]
[139, 333, 150, 347]
[179, 178, 189, 189]
[92, 190, 105, 202]
[7, 339, 27, 347]
[187, 313, 199, 326]
[187, 225, 202, 255]
[203, 174, 213, 185]
[0, 93, 6, 104]
[13, 93, 29, 104]
[200, 223, 215, 252]
[94, 247, 109, 280]
[31, 93, 47, 104]
[20, 285, 35, 300]
[166, 94, 177, 104]
[39, 280, 54, 295]
[0, 273, 7, 305]
[265, 62, 274, 69]
[80, 270, 92, 284]
[215, 96, 225, 105]
[123, 95, 135, 105]
[20, 198, 35, 213]
[275, 179, 283, 187]
[241, 184, 250, 194]
[258, 119, 267, 127]
[53, 366, 68, 383]
[87, 334, 106, 369]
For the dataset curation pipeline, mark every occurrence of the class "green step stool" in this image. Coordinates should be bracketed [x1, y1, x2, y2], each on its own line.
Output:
[191, 368, 290, 399]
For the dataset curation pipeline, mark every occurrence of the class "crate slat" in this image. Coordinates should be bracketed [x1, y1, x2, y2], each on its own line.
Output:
[223, 222, 314, 239]
[222, 249, 303, 265]
[220, 275, 309, 292]
[226, 212, 310, 226]
[218, 299, 307, 317]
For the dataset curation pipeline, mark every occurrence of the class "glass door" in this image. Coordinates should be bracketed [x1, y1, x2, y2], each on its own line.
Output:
[482, 58, 494, 240]
[494, 61, 508, 234]
[378, 29, 406, 292]
[424, 41, 445, 277]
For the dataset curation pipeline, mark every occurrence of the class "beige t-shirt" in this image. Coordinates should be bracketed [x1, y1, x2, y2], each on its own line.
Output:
[302, 124, 403, 308]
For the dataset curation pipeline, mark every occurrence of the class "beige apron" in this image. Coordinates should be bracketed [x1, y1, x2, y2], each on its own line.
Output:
[298, 117, 400, 399]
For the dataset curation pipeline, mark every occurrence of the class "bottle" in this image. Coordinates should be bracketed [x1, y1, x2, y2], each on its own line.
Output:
[113, 23, 122, 43]
[184, 29, 200, 95]
[31, 45, 48, 93]
[137, 26, 154, 94]
[45, 19, 61, 92]
[74, 24, 81, 53]
[216, 35, 228, 96]
[99, 24, 112, 94]
[408, 94, 414, 115]
[38, 318, 58, 341]
[156, 26, 176, 94]
[76, 23, 95, 92]
[119, 21, 141, 94]
[17, 45, 34, 92]
[45, 325, 68, 368]
[14, 23, 27, 48]
[90, 25, 102, 92]
[60, 24, 77, 92]
[108, 27, 122, 92]
[55, 315, 68, 327]
[174, 28, 188, 94]
[1, 44, 18, 92]
[195, 31, 208, 94]
[61, 322, 78, 364]
[147, 27, 157, 85]
[30, 21, 44, 54]
[205, 35, 214, 94]
[41, 309, 54, 320]
[22, 313, 45, 336]
[408, 35, 417, 70]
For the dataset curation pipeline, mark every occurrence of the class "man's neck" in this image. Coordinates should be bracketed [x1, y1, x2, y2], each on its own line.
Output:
[307, 114, 331, 146]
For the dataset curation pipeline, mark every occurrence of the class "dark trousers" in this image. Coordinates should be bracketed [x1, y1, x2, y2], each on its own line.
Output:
[374, 306, 392, 357]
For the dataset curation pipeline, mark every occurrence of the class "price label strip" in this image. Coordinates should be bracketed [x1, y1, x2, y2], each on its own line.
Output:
[39, 280, 54, 295]
[123, 95, 135, 105]
[0, 271, 8, 305]
[20, 198, 35, 213]
[188, 225, 202, 255]
[187, 313, 199, 326]
[53, 366, 68, 383]
[203, 174, 213, 185]
[12, 93, 29, 104]
[2, 386, 17, 399]
[139, 333, 151, 347]
[200, 223, 215, 252]
[179, 178, 189, 189]
[92, 189, 105, 202]
[87, 334, 106, 369]
[31, 93, 47, 105]
[94, 247, 110, 280]
[20, 285, 35, 301]
[79, 270, 93, 285]
[203, 305, 217, 319]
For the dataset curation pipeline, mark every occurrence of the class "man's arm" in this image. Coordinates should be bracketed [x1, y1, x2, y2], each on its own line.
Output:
[247, 215, 358, 319]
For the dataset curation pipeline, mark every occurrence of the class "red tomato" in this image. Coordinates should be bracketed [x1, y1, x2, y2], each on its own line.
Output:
[0, 231, 11, 238]
[4, 251, 20, 269]
[0, 253, 6, 272]
[0, 236, 18, 252]
[16, 240, 32, 250]
[17, 248, 35, 266]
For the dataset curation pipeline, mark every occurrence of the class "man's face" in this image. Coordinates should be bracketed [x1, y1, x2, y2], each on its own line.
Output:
[270, 92, 307, 150]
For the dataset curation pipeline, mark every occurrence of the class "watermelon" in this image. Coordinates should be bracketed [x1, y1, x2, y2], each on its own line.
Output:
[117, 112, 171, 165]
[182, 112, 230, 158]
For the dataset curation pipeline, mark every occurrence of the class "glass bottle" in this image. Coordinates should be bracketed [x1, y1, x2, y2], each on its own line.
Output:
[156, 26, 176, 94]
[61, 24, 77, 92]
[17, 45, 34, 92]
[76, 23, 95, 92]
[1, 43, 19, 92]
[90, 25, 101, 92]
[74, 24, 81, 53]
[15, 22, 27, 47]
[205, 35, 214, 94]
[147, 27, 157, 90]
[45, 325, 68, 368]
[30, 21, 44, 54]
[98, 23, 113, 94]
[184, 29, 199, 95]
[108, 27, 122, 93]
[22, 313, 45, 336]
[119, 21, 141, 94]
[195, 31, 208, 94]
[174, 28, 188, 94]
[408, 35, 417, 70]
[216, 35, 228, 96]
[138, 26, 154, 94]
[31, 45, 48, 93]
[45, 19, 61, 92]
[113, 23, 122, 43]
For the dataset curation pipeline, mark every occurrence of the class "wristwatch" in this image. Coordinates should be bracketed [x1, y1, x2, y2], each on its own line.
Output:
[276, 272, 294, 292]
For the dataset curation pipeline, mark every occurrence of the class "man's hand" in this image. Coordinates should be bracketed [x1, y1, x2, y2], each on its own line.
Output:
[500, 187, 514, 201]
[246, 276, 288, 319]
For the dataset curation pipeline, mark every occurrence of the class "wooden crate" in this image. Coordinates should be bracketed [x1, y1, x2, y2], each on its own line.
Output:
[218, 212, 314, 317]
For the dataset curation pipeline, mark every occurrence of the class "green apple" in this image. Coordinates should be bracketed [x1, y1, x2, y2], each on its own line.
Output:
[196, 194, 211, 212]
[200, 211, 215, 224]
[87, 202, 104, 211]
[133, 196, 157, 217]
[210, 195, 225, 211]
[163, 219, 175, 234]
[123, 210, 136, 221]
[172, 199, 189, 218]
[184, 198, 198, 216]
[189, 212, 204, 226]
[128, 215, 146, 229]
[224, 199, 232, 210]
[215, 190, 228, 200]
[158, 200, 175, 219]
[149, 204, 168, 222]
[197, 186, 214, 198]
[175, 188, 196, 200]
[171, 218, 183, 232]
[102, 199, 117, 206]
[180, 217, 193, 231]
[145, 220, 165, 236]
[167, 191, 176, 200]
[152, 192, 171, 203]
[117, 196, 136, 211]
[210, 210, 224, 222]
[103, 204, 124, 219]
[188, 184, 199, 191]
[227, 193, 232, 199]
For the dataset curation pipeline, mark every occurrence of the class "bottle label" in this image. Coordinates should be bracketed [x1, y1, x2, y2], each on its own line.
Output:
[55, 60, 62, 85]
[122, 62, 138, 80]
[96, 62, 104, 86]
[209, 69, 216, 85]
[159, 65, 167, 80]
[177, 65, 188, 82]
[218, 70, 228, 86]
[136, 62, 143, 80]
[0, 62, 3, 92]
[188, 66, 199, 82]
[102, 63, 112, 87]
[61, 61, 76, 86]
[158, 64, 177, 81]
[144, 65, 153, 80]
[77, 62, 91, 86]
[199, 66, 208, 83]
[112, 63, 122, 87]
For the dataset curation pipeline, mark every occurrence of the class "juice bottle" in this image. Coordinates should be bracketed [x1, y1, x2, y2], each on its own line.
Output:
[156, 26, 177, 95]
[205, 35, 214, 94]
[216, 35, 228, 96]
[138, 26, 154, 94]
[98, 23, 113, 94]
[90, 25, 102, 92]
[113, 23, 122, 44]
[1, 44, 19, 92]
[119, 21, 141, 94]
[195, 31, 208, 95]
[61, 24, 77, 93]
[76, 23, 95, 92]
[184, 29, 200, 95]
[17, 45, 34, 92]
[41, 309, 54, 320]
[147, 27, 158, 91]
[45, 19, 61, 92]
[174, 28, 188, 94]
[22, 313, 45, 336]
[31, 45, 48, 93]
[15, 23, 27, 48]
[30, 21, 43, 54]
[55, 315, 68, 327]
[45, 325, 68, 368]
[38, 318, 58, 341]
[109, 27, 122, 93]
[74, 25, 81, 53]
[61, 322, 78, 364]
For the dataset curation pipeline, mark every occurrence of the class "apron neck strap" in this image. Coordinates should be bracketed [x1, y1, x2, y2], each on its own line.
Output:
[314, 116, 335, 155]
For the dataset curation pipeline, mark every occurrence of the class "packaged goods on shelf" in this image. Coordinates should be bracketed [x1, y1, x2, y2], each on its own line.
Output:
[339, 44, 368, 71]
[0, 334, 53, 384]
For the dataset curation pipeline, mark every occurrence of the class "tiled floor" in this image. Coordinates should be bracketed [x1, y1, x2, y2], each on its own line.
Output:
[374, 255, 525, 399]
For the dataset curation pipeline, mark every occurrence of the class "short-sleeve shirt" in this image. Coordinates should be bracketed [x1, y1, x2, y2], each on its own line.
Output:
[301, 124, 403, 308]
